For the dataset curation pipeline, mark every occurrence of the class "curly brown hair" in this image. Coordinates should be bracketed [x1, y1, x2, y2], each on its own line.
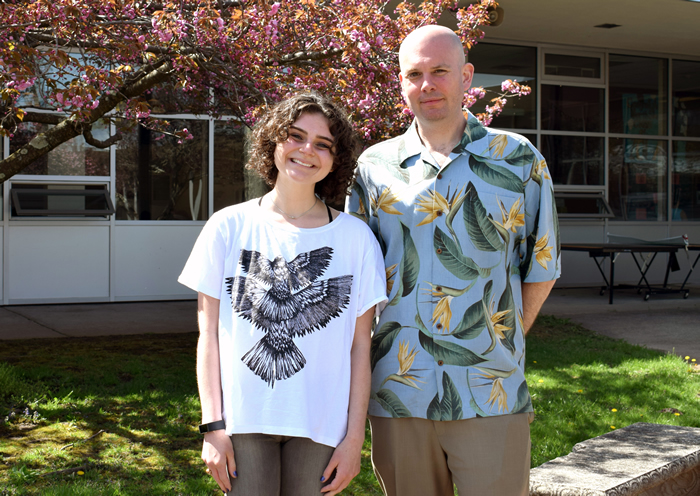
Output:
[246, 92, 360, 205]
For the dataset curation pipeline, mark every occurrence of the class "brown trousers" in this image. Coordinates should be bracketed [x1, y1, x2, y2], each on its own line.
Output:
[369, 413, 532, 496]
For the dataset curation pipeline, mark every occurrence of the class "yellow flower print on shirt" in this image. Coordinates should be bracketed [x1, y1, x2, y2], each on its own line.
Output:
[381, 340, 425, 390]
[422, 282, 473, 334]
[371, 187, 402, 215]
[535, 159, 551, 180]
[489, 300, 512, 340]
[432, 294, 453, 333]
[415, 186, 465, 227]
[489, 134, 508, 159]
[494, 196, 525, 233]
[534, 232, 554, 269]
[385, 263, 398, 295]
[473, 367, 516, 413]
[415, 190, 450, 226]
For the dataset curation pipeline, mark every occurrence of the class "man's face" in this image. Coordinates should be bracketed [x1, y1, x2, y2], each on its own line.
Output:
[399, 33, 474, 125]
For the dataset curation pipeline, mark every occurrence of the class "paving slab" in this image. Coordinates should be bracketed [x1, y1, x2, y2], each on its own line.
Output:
[0, 300, 198, 340]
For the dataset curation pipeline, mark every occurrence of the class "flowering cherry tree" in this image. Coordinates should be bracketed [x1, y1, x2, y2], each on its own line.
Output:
[0, 0, 529, 183]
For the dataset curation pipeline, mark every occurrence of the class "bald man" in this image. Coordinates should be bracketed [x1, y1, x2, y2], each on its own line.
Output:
[347, 25, 560, 495]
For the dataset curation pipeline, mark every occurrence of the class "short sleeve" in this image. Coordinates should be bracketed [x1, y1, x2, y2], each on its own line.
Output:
[521, 152, 561, 283]
[355, 223, 388, 317]
[177, 212, 230, 299]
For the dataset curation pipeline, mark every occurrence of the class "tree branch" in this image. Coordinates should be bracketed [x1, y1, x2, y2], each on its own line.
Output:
[83, 129, 123, 148]
[265, 48, 344, 66]
[0, 61, 174, 183]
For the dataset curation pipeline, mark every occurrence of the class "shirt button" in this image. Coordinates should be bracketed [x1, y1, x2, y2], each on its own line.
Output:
[435, 286, 442, 291]
[437, 173, 443, 180]
[436, 248, 442, 254]
[437, 360, 444, 366]
[436, 211, 443, 216]
[436, 323, 442, 330]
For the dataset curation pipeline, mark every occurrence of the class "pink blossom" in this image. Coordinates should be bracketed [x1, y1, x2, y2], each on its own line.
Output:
[270, 3, 280, 16]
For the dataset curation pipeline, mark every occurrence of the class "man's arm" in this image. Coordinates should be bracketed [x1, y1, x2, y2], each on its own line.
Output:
[521, 280, 556, 334]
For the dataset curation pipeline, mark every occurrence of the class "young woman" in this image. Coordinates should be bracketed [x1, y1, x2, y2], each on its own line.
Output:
[179, 92, 386, 495]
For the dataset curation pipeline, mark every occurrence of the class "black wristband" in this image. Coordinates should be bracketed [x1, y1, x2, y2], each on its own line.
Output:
[198, 420, 226, 434]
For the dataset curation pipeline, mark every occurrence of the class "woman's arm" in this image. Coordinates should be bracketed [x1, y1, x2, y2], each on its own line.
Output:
[321, 306, 375, 495]
[197, 292, 236, 493]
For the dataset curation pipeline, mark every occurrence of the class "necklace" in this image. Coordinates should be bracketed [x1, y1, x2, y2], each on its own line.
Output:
[269, 194, 318, 219]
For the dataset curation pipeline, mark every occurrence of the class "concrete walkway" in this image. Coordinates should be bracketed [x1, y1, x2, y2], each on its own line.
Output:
[541, 285, 700, 359]
[0, 300, 197, 340]
[1, 287, 698, 359]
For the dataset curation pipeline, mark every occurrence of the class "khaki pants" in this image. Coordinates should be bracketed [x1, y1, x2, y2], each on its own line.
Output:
[369, 413, 532, 496]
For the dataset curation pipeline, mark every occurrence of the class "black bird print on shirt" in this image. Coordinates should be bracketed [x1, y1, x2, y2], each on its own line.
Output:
[226, 247, 353, 388]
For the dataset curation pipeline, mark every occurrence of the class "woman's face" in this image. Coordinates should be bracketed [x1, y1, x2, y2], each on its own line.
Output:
[273, 112, 335, 190]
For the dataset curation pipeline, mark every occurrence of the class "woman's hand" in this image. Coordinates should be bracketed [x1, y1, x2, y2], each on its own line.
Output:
[202, 430, 236, 493]
[320, 435, 363, 495]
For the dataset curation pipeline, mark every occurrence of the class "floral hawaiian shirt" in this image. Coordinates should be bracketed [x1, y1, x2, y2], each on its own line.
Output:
[347, 112, 561, 420]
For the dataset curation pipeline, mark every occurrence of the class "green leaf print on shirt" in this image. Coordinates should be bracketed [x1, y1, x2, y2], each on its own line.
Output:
[418, 331, 488, 367]
[463, 183, 505, 252]
[372, 389, 412, 418]
[510, 380, 533, 414]
[371, 321, 403, 371]
[454, 118, 488, 151]
[469, 155, 524, 194]
[388, 221, 420, 306]
[434, 227, 480, 281]
[503, 142, 536, 168]
[450, 299, 486, 340]
[349, 182, 370, 224]
[497, 267, 517, 354]
[427, 372, 463, 421]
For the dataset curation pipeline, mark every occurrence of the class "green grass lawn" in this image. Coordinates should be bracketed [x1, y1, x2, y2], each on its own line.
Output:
[1, 315, 699, 495]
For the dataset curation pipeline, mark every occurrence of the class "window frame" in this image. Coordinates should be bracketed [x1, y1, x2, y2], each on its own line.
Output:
[540, 49, 606, 85]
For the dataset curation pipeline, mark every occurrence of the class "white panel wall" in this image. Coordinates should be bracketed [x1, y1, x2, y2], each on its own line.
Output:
[113, 224, 203, 299]
[7, 225, 109, 302]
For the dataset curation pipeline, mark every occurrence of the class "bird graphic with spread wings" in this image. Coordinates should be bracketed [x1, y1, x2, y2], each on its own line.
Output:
[226, 247, 353, 387]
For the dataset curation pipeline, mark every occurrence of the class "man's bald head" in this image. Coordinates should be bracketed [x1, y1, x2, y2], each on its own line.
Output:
[399, 25, 466, 70]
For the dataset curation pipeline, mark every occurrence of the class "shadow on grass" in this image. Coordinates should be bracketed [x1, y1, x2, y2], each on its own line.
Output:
[0, 333, 215, 495]
[527, 315, 700, 467]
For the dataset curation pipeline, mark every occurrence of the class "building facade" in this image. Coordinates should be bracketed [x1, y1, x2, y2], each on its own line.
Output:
[1, 0, 699, 304]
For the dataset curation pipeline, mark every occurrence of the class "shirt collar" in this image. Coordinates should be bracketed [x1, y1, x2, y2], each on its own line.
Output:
[400, 111, 491, 166]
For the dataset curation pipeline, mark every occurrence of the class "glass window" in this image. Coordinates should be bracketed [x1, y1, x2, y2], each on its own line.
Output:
[541, 135, 604, 186]
[115, 119, 208, 221]
[672, 141, 700, 220]
[544, 53, 601, 79]
[10, 184, 114, 217]
[468, 43, 537, 129]
[609, 138, 667, 221]
[10, 120, 110, 176]
[609, 55, 668, 135]
[541, 85, 605, 132]
[673, 59, 700, 138]
[554, 192, 614, 219]
[213, 122, 268, 212]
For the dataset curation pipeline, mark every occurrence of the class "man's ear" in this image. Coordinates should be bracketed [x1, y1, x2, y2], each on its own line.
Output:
[462, 63, 475, 91]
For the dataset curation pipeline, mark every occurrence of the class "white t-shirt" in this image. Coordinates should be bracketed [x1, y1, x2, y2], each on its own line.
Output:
[179, 199, 387, 447]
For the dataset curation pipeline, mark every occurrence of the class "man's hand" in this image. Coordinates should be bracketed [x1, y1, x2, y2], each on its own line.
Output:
[202, 430, 236, 493]
[320, 436, 363, 495]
